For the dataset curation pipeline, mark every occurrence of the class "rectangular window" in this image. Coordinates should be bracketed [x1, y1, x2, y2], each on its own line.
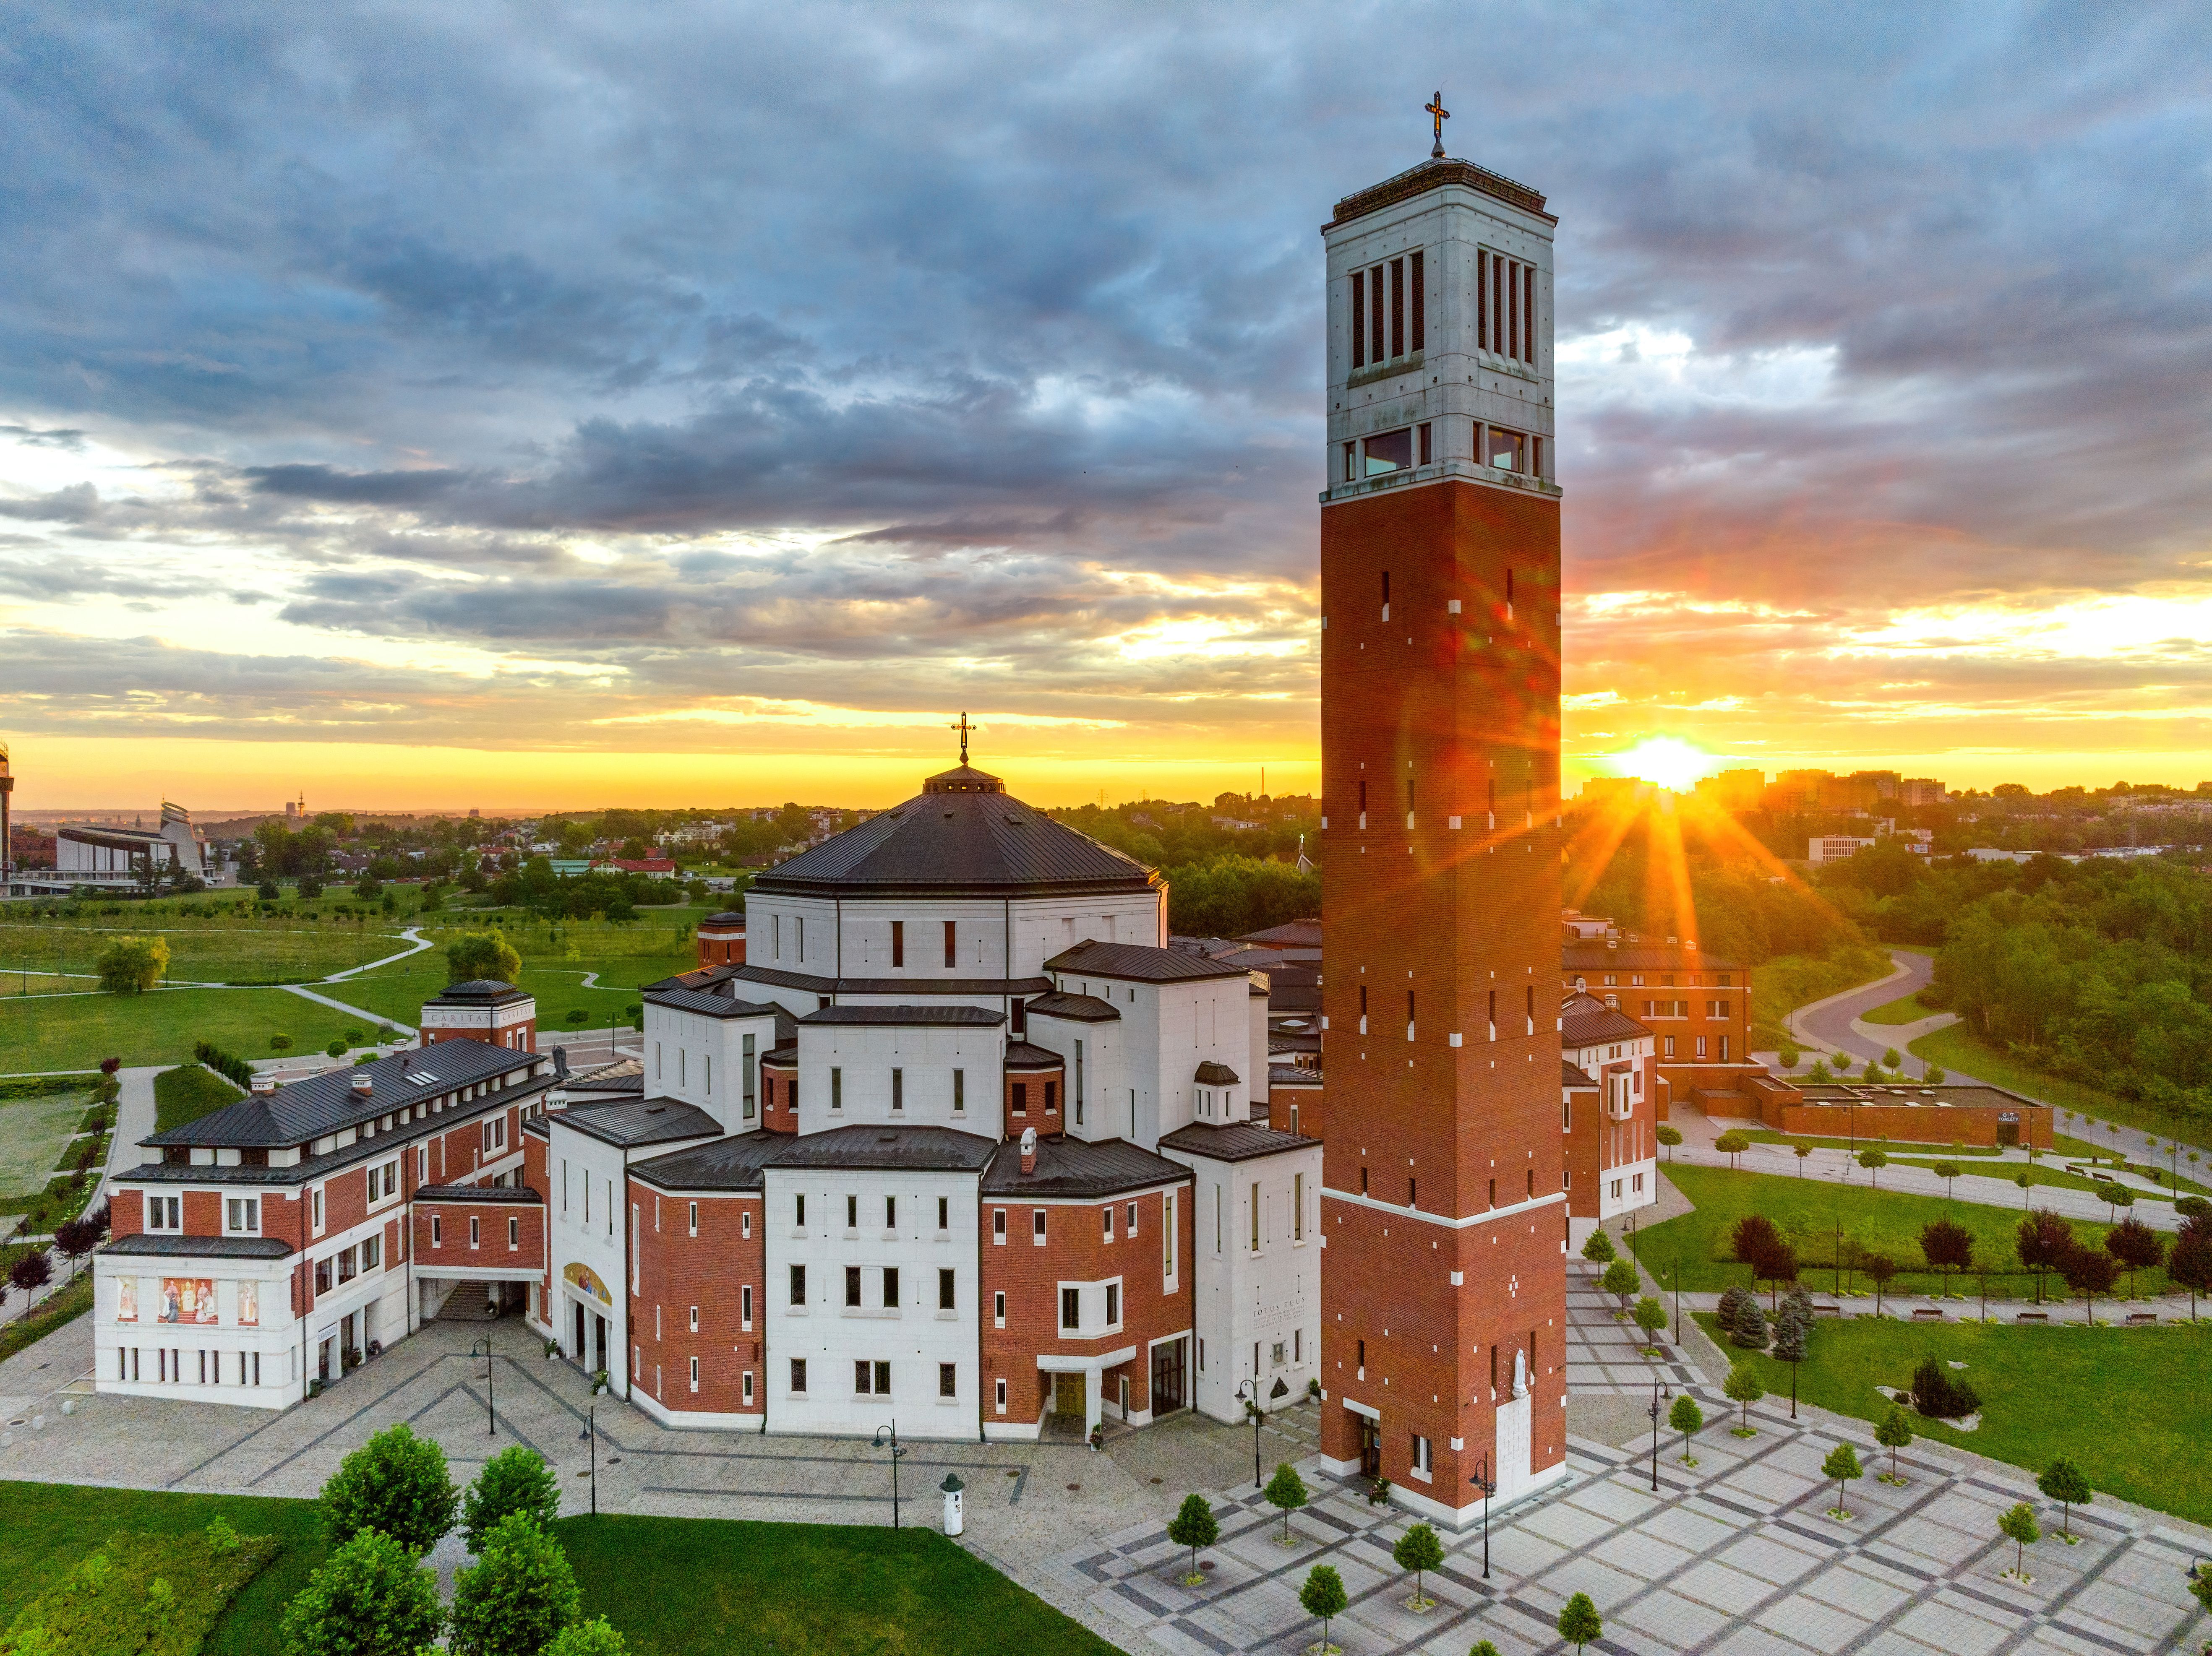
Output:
[1478, 248, 1489, 349]
[789, 1264, 806, 1307]
[1417, 421, 1432, 466]
[430, 1213, 442, 1247]
[1011, 1082, 1027, 1116]
[1343, 440, 1356, 483]
[830, 1068, 842, 1111]
[939, 1362, 957, 1398]
[1293, 1174, 1304, 1241]
[891, 1068, 903, 1112]
[1720, 1035, 1731, 1062]
[1105, 1282, 1119, 1325]
[937, 1195, 948, 1231]
[1061, 1287, 1080, 1330]
[1363, 427, 1412, 476]
[1033, 1208, 1046, 1243]
[741, 1211, 751, 1239]
[890, 919, 904, 968]
[1350, 268, 1365, 370]
[508, 1215, 519, 1248]
[688, 1201, 699, 1237]
[147, 1195, 181, 1232]
[1527, 985, 1537, 1036]
[995, 1377, 1008, 1413]
[953, 1069, 965, 1113]
[845, 1266, 862, 1307]
[1525, 262, 1537, 365]
[1412, 1434, 1434, 1475]
[1697, 1035, 1709, 1059]
[795, 1192, 806, 1228]
[882, 1267, 900, 1309]
[994, 1290, 1006, 1326]
[743, 1370, 754, 1406]
[1163, 1193, 1174, 1277]
[993, 1208, 1007, 1243]
[1043, 1081, 1056, 1115]
[226, 1197, 259, 1234]
[1127, 1200, 1138, 1237]
[1410, 249, 1424, 352]
[1388, 255, 1405, 358]
[741, 1285, 753, 1328]
[689, 1355, 699, 1393]
[1102, 1206, 1114, 1242]
[790, 1357, 806, 1394]
[884, 1194, 896, 1229]
[1369, 261, 1385, 362]
[743, 1032, 756, 1119]
[847, 1193, 858, 1229]
[943, 920, 957, 968]
[1250, 1182, 1260, 1251]
[938, 1267, 955, 1310]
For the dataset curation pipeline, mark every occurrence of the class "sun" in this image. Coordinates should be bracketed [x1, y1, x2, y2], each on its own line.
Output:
[1610, 736, 1716, 794]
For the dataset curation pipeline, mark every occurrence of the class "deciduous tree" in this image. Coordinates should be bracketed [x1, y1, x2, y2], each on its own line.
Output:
[1863, 1252, 1897, 1316]
[1668, 1393, 1703, 1465]
[1557, 1591, 1603, 1654]
[1263, 1462, 1309, 1544]
[462, 1446, 562, 1553]
[2167, 1224, 2212, 1320]
[1600, 1258, 1641, 1312]
[2016, 1210, 2072, 1304]
[1919, 1219, 1974, 1296]
[545, 1620, 627, 1656]
[323, 1423, 457, 1554]
[1821, 1442, 1862, 1518]
[1656, 1124, 1681, 1161]
[1580, 1229, 1615, 1265]
[1633, 1296, 1669, 1347]
[1998, 1501, 2040, 1578]
[1168, 1493, 1218, 1585]
[1393, 1521, 1445, 1609]
[95, 936, 169, 995]
[1298, 1564, 1347, 1655]
[2102, 1216, 2163, 1299]
[447, 1510, 580, 1656]
[1716, 1130, 1749, 1169]
[2058, 1242, 2121, 1323]
[1932, 1161, 1962, 1200]
[1858, 1148, 1889, 1189]
[1723, 1361, 1763, 1434]
[278, 1528, 443, 1656]
[2037, 1457, 2091, 1539]
[1875, 1406, 1913, 1481]
[445, 932, 522, 986]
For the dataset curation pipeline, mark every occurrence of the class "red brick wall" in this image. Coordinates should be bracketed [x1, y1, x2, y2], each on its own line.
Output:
[981, 1185, 1189, 1421]
[760, 1062, 798, 1134]
[627, 1181, 765, 1416]
[696, 930, 746, 968]
[423, 1021, 537, 1054]
[1561, 1083, 1600, 1217]
[1776, 1100, 2052, 1149]
[1003, 1064, 1064, 1140]
[413, 1201, 545, 1268]
[1317, 476, 1567, 1504]
[1268, 1082, 1324, 1140]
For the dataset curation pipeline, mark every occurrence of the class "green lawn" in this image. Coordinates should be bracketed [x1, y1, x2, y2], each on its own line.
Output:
[0, 1087, 89, 1200]
[0, 987, 360, 1072]
[556, 1513, 1122, 1656]
[338, 956, 685, 1034]
[1631, 1164, 2166, 1302]
[1703, 1315, 2212, 1526]
[1909, 1022, 2207, 1162]
[154, 1062, 246, 1134]
[0, 917, 407, 985]
[1738, 1130, 2005, 1158]
[0, 1482, 328, 1656]
[1861, 989, 1938, 1026]
[1750, 945, 1896, 1045]
[0, 1270, 94, 1363]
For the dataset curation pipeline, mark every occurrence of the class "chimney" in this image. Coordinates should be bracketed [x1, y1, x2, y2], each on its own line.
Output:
[1019, 1126, 1037, 1176]
[351, 1072, 373, 1096]
[250, 1075, 276, 1095]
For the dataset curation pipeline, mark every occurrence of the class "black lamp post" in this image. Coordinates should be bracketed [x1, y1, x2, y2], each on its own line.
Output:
[1647, 1377, 1671, 1492]
[578, 1407, 597, 1515]
[1235, 1379, 1264, 1489]
[469, 1336, 496, 1436]
[1466, 1454, 1497, 1579]
[871, 1421, 907, 1528]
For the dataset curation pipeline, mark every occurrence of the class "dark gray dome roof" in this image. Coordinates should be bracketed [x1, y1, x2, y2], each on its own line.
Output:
[750, 768, 1156, 901]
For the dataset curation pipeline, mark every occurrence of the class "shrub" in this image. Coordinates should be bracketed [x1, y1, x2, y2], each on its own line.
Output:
[323, 1422, 458, 1553]
[280, 1527, 443, 1656]
[462, 1446, 563, 1552]
[326, 1039, 348, 1058]
[447, 1509, 581, 1656]
[13, 1528, 278, 1656]
[1908, 1355, 1981, 1419]
[193, 1041, 255, 1088]
[270, 1033, 293, 1053]
[545, 1620, 628, 1656]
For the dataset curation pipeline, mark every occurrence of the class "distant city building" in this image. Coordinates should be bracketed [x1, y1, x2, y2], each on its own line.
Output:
[1899, 778, 1947, 806]
[1579, 776, 1656, 804]
[46, 801, 229, 891]
[1692, 768, 1766, 812]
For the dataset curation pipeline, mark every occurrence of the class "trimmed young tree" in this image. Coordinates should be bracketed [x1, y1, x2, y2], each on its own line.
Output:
[1169, 1493, 1218, 1585]
[1821, 1441, 1862, 1518]
[1557, 1591, 1603, 1654]
[2059, 1241, 2121, 1323]
[1299, 1563, 1348, 1654]
[545, 1620, 627, 1656]
[1633, 1296, 1669, 1348]
[1932, 1161, 1962, 1201]
[323, 1423, 458, 1553]
[1716, 1130, 1749, 1169]
[1393, 1521, 1445, 1610]
[1998, 1501, 2040, 1578]
[1875, 1405, 1913, 1482]
[1723, 1361, 1764, 1434]
[2037, 1457, 2092, 1539]
[1600, 1258, 1641, 1312]
[1919, 1219, 1974, 1297]
[278, 1528, 444, 1656]
[1771, 1304, 1808, 1418]
[1581, 1228, 1615, 1265]
[1795, 1143, 1813, 1175]
[2168, 1224, 2212, 1320]
[462, 1446, 563, 1552]
[1863, 1252, 1897, 1317]
[1470, 1643, 1502, 1656]
[2102, 1215, 2163, 1300]
[1657, 1123, 1682, 1161]
[1857, 1148, 1889, 1189]
[1669, 1392, 1703, 1465]
[2016, 1210, 2072, 1304]
[1264, 1462, 1309, 1544]
[447, 1509, 581, 1656]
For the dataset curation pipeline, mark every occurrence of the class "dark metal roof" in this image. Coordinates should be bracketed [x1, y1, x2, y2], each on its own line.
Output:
[723, 963, 1052, 999]
[431, 979, 532, 1004]
[1003, 1041, 1063, 1069]
[750, 774, 1156, 900]
[631, 1130, 787, 1193]
[1240, 919, 1322, 948]
[646, 986, 783, 1020]
[413, 1182, 545, 1204]
[1193, 1061, 1241, 1086]
[764, 1043, 797, 1064]
[798, 1005, 1004, 1027]
[1024, 991, 1120, 1024]
[763, 1124, 999, 1174]
[1269, 1064, 1322, 1087]
[551, 1097, 724, 1149]
[144, 1041, 547, 1150]
[102, 1232, 293, 1260]
[1158, 1121, 1318, 1163]
[1562, 993, 1651, 1047]
[701, 911, 747, 927]
[1048, 940, 1251, 983]
[1562, 943, 1743, 975]
[981, 1135, 1192, 1198]
[1561, 1060, 1598, 1089]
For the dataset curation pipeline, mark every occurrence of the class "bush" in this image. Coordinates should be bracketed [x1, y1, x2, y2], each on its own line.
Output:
[462, 1446, 563, 1553]
[545, 1620, 628, 1656]
[325, 1039, 348, 1059]
[192, 1041, 255, 1089]
[1908, 1354, 1981, 1419]
[280, 1527, 443, 1656]
[323, 1423, 458, 1553]
[269, 1034, 293, 1053]
[9, 1528, 278, 1656]
[447, 1510, 580, 1656]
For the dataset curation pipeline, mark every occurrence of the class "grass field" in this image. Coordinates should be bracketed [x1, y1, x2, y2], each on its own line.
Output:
[0, 1087, 88, 1201]
[1737, 1130, 2005, 1158]
[1750, 945, 1897, 1046]
[0, 1486, 1118, 1656]
[1860, 989, 1938, 1026]
[0, 917, 409, 987]
[0, 1270, 94, 1363]
[335, 958, 675, 1036]
[1909, 1021, 2207, 1162]
[154, 1063, 246, 1133]
[1629, 1165, 2166, 1302]
[556, 1513, 1123, 1656]
[0, 987, 362, 1072]
[1701, 1314, 2212, 1526]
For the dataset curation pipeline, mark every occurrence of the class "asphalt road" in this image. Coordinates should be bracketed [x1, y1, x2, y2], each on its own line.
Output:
[1787, 948, 1967, 1076]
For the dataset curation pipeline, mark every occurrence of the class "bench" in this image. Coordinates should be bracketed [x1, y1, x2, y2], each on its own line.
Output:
[2015, 1310, 2049, 1323]
[1911, 1307, 1944, 1320]
[2124, 1312, 2157, 1325]
[1813, 1304, 1841, 1317]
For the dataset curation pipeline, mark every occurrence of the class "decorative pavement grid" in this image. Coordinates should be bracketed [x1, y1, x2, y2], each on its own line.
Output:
[1044, 1398, 2212, 1656]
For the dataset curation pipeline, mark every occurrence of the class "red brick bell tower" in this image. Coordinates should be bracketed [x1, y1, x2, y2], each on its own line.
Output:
[1315, 138, 1569, 1523]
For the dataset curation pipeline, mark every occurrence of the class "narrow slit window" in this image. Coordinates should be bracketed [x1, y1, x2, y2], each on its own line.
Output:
[1417, 421, 1432, 466]
[1409, 250, 1424, 352]
[1478, 250, 1489, 351]
[1350, 269, 1366, 370]
[1388, 257, 1405, 359]
[1369, 264, 1385, 363]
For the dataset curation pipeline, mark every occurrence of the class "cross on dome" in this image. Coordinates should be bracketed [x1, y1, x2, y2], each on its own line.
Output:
[949, 710, 975, 766]
[1425, 90, 1450, 159]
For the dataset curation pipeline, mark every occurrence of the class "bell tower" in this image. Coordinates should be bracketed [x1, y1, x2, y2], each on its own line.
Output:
[1314, 135, 1568, 1522]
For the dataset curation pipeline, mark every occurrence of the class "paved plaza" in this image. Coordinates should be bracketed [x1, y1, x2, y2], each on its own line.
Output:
[3, 1290, 2209, 1653]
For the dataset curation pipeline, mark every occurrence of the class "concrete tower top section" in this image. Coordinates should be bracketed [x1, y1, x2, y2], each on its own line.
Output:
[1320, 158, 1558, 508]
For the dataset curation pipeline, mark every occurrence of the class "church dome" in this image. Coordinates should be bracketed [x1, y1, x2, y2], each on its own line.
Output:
[750, 767, 1156, 901]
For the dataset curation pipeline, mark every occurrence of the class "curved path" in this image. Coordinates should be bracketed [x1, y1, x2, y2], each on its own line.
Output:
[1787, 949, 1978, 1082]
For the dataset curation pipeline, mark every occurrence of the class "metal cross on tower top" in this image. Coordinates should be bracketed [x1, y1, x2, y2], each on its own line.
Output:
[950, 711, 973, 766]
[1425, 91, 1450, 159]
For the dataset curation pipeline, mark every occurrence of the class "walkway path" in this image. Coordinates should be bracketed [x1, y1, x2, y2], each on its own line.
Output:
[323, 925, 434, 982]
[1786, 950, 1972, 1081]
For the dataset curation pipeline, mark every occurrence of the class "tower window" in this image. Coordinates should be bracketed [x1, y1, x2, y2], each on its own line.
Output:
[1410, 250, 1424, 352]
[1350, 269, 1366, 370]
[1363, 428, 1413, 476]
[891, 920, 903, 968]
[1417, 421, 1432, 465]
[1389, 256, 1405, 359]
[944, 919, 957, 968]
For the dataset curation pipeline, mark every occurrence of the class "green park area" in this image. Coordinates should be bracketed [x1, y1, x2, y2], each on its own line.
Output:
[1860, 988, 1938, 1025]
[0, 914, 412, 988]
[1708, 1315, 2212, 1527]
[153, 1062, 245, 1133]
[1629, 1164, 2171, 1302]
[0, 986, 363, 1072]
[0, 1482, 1116, 1656]
[0, 1076, 110, 1238]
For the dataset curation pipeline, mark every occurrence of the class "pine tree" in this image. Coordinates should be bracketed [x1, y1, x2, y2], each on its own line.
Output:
[1771, 1305, 1809, 1419]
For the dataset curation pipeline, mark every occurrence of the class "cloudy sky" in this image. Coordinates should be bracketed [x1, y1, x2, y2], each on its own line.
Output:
[5, 2, 2209, 812]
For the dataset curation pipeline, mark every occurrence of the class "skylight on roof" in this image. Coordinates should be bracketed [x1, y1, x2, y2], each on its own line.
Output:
[410, 1072, 439, 1085]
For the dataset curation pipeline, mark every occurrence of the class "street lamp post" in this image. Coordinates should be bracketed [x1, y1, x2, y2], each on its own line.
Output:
[871, 1421, 908, 1528]
[1466, 1455, 1497, 1579]
[469, 1336, 497, 1436]
[1235, 1379, 1263, 1490]
[578, 1408, 597, 1516]
[1648, 1377, 1671, 1492]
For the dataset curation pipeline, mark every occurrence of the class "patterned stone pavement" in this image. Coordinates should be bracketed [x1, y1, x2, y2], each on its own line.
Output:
[1044, 1395, 2212, 1656]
